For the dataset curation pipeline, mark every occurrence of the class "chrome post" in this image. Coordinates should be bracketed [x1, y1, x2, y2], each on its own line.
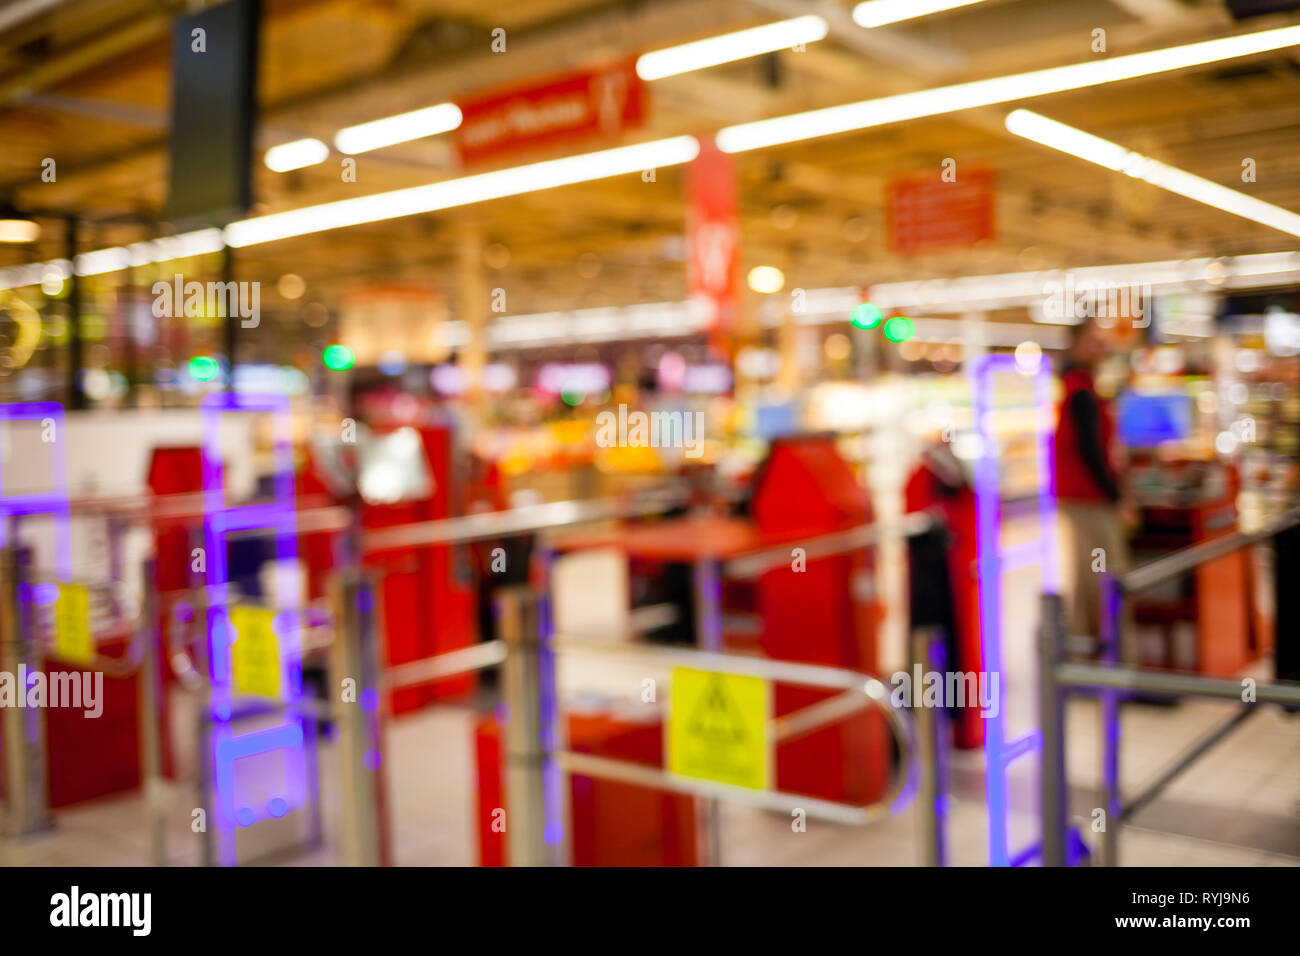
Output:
[1099, 572, 1122, 867]
[910, 625, 949, 867]
[136, 557, 166, 865]
[1039, 592, 1069, 867]
[0, 544, 53, 836]
[498, 586, 556, 866]
[692, 556, 724, 868]
[330, 568, 391, 866]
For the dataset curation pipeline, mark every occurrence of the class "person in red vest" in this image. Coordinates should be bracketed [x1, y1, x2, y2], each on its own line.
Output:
[1055, 317, 1133, 654]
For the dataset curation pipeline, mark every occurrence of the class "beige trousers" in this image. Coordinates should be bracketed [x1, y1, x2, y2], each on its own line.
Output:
[1059, 501, 1135, 661]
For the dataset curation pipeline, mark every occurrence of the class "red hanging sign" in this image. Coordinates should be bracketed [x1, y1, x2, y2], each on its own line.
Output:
[454, 60, 646, 167]
[886, 167, 995, 255]
[686, 138, 739, 354]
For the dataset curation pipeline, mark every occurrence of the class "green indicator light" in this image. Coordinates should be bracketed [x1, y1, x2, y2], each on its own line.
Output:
[323, 344, 355, 371]
[850, 302, 883, 330]
[882, 316, 915, 343]
[189, 355, 219, 381]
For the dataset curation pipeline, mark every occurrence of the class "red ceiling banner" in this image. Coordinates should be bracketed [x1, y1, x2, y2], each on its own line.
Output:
[454, 60, 646, 167]
[686, 137, 740, 354]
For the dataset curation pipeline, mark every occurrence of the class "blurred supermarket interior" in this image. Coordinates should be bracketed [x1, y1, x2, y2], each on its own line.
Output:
[0, 0, 1297, 868]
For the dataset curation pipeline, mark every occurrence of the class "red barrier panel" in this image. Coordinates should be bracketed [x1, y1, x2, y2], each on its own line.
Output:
[361, 426, 477, 713]
[752, 436, 889, 803]
[475, 709, 698, 866]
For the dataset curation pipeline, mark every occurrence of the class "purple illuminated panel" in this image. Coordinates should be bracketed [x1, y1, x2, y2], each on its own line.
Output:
[968, 354, 1058, 867]
[0, 402, 72, 579]
[200, 392, 312, 865]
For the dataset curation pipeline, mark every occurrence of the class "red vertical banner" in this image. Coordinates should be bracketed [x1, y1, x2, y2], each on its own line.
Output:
[686, 138, 739, 359]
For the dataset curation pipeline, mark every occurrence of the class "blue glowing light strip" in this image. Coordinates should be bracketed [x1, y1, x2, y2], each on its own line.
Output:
[969, 354, 1058, 867]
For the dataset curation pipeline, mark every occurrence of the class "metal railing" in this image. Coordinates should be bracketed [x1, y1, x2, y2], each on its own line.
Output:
[1039, 506, 1300, 867]
[0, 545, 163, 850]
[552, 632, 915, 825]
[3, 485, 950, 867]
[327, 506, 946, 867]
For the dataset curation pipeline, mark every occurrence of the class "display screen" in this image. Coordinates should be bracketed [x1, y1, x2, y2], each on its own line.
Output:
[1117, 392, 1192, 447]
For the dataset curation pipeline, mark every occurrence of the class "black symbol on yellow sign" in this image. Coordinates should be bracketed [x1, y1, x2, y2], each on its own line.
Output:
[669, 667, 769, 790]
[688, 677, 750, 745]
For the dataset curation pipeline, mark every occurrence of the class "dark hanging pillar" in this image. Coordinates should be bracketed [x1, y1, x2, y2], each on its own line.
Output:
[65, 215, 85, 410]
[222, 245, 237, 389]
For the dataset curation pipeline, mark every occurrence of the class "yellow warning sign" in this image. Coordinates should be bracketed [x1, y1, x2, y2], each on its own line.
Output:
[667, 667, 771, 790]
[229, 605, 283, 700]
[54, 584, 94, 665]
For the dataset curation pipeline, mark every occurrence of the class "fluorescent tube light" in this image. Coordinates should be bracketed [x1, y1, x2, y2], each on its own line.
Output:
[852, 0, 988, 28]
[334, 103, 463, 154]
[264, 138, 330, 172]
[1005, 109, 1300, 238]
[636, 15, 828, 81]
[226, 136, 700, 248]
[717, 24, 1300, 152]
[0, 218, 39, 243]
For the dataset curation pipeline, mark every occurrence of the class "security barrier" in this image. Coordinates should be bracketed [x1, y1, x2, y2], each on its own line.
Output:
[332, 509, 943, 867]
[2, 483, 947, 866]
[1038, 505, 1300, 867]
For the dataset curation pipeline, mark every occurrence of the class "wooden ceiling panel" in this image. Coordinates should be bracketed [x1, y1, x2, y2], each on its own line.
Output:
[0, 0, 1297, 327]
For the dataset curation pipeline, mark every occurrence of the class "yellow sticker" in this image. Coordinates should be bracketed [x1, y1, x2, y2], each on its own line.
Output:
[229, 605, 282, 700]
[667, 667, 771, 790]
[54, 584, 94, 665]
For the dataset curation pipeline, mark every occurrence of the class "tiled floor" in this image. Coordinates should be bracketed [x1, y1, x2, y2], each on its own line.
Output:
[2, 695, 1295, 867]
[3, 517, 1296, 867]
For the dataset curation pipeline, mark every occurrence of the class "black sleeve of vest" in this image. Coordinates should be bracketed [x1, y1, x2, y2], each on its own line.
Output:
[1068, 389, 1121, 501]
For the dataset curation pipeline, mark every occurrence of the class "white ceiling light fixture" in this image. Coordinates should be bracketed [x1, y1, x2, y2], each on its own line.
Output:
[0, 218, 39, 243]
[635, 15, 828, 81]
[717, 23, 1300, 152]
[334, 103, 463, 154]
[226, 136, 700, 248]
[1005, 109, 1300, 238]
[852, 0, 988, 28]
[748, 265, 786, 294]
[264, 138, 330, 172]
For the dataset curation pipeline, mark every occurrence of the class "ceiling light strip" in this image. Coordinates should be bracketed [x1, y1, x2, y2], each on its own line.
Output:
[717, 24, 1300, 153]
[334, 103, 463, 155]
[852, 0, 988, 29]
[1004, 109, 1300, 238]
[636, 15, 829, 80]
[225, 136, 700, 248]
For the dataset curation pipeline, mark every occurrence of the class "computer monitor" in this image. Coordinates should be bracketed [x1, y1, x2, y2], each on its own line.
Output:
[1117, 391, 1192, 447]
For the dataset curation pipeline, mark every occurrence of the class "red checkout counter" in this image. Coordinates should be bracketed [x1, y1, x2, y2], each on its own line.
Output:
[348, 424, 478, 713]
[25, 417, 479, 811]
[4, 448, 196, 810]
[904, 444, 983, 750]
[474, 435, 892, 865]
[1127, 460, 1264, 675]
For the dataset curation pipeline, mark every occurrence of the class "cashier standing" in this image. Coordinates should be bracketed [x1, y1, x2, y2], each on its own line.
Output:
[1055, 317, 1133, 655]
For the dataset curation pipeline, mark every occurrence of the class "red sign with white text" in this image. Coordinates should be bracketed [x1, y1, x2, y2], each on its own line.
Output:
[454, 60, 646, 166]
[686, 138, 739, 354]
[886, 168, 995, 255]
